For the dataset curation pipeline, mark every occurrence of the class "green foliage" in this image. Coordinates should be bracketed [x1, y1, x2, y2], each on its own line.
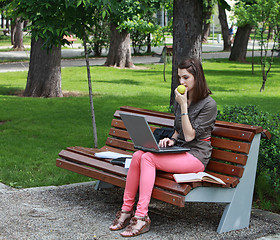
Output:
[107, 0, 159, 29]
[255, 169, 280, 212]
[87, 15, 110, 56]
[107, 0, 173, 53]
[217, 105, 280, 212]
[128, 14, 163, 53]
[234, 0, 280, 34]
[8, 0, 109, 49]
[0, 0, 11, 9]
[217, 0, 231, 11]
[7, 0, 167, 52]
[233, 0, 280, 90]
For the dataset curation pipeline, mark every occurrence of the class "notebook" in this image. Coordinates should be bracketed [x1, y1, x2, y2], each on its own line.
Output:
[119, 112, 190, 153]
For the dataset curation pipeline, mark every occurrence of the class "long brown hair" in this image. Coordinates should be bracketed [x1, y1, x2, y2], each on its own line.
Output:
[178, 58, 211, 103]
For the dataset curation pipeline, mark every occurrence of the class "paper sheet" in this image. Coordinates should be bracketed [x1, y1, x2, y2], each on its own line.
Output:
[94, 151, 132, 159]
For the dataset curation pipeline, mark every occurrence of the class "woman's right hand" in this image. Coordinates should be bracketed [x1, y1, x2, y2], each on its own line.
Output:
[174, 87, 188, 106]
[159, 138, 175, 148]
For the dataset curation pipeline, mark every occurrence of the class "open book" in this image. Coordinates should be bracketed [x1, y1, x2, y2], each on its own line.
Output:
[173, 172, 226, 185]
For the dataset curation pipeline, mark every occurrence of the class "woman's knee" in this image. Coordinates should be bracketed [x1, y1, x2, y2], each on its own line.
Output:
[130, 150, 144, 167]
[140, 152, 156, 167]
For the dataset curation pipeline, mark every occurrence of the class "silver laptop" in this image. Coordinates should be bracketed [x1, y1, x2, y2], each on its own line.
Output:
[120, 112, 190, 153]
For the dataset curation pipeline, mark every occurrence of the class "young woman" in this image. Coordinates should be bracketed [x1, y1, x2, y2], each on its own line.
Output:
[109, 58, 217, 237]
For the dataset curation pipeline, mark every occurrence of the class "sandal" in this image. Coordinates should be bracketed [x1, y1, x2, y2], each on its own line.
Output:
[120, 215, 151, 237]
[109, 210, 134, 231]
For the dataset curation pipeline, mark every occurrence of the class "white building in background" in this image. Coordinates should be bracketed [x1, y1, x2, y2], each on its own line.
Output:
[156, 1, 236, 34]
[157, 11, 170, 27]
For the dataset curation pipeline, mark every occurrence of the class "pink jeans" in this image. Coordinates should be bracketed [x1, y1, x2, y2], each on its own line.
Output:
[122, 150, 204, 217]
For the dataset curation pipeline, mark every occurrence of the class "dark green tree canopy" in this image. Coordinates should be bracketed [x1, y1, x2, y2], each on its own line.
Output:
[10, 0, 108, 48]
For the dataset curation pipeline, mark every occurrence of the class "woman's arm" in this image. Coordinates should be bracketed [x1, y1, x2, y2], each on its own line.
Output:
[175, 89, 196, 142]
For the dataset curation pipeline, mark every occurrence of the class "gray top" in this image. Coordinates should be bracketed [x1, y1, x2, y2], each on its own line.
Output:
[174, 96, 217, 168]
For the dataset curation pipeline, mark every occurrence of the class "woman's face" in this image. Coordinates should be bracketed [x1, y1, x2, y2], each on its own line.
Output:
[178, 68, 195, 92]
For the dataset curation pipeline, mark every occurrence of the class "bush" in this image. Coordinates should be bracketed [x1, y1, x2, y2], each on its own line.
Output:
[217, 105, 280, 212]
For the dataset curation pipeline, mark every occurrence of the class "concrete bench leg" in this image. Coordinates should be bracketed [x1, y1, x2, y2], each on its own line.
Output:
[217, 134, 261, 233]
[94, 180, 116, 190]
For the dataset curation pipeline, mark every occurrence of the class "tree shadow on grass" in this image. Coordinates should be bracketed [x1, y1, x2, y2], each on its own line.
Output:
[204, 69, 260, 78]
[210, 86, 240, 92]
[95, 79, 142, 85]
[0, 85, 23, 96]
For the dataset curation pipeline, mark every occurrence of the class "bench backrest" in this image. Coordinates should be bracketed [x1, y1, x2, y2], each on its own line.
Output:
[102, 106, 266, 188]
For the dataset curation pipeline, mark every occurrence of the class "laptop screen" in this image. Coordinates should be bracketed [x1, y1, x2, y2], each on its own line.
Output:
[119, 112, 159, 150]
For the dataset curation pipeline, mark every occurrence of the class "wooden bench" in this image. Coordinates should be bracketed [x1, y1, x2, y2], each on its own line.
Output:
[56, 105, 271, 233]
[3, 28, 9, 36]
[63, 35, 77, 43]
[272, 48, 280, 57]
[163, 45, 173, 55]
[152, 45, 173, 63]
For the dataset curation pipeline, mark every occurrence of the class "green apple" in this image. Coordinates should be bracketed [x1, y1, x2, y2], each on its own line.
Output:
[177, 85, 186, 94]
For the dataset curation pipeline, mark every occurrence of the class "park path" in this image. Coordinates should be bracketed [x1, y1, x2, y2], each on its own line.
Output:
[0, 41, 276, 72]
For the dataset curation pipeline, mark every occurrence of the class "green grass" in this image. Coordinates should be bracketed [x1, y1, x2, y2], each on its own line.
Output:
[0, 34, 32, 47]
[0, 58, 280, 188]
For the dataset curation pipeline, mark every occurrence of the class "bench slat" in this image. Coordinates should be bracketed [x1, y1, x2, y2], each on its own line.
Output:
[212, 126, 254, 142]
[59, 150, 128, 176]
[109, 128, 130, 140]
[66, 146, 107, 159]
[205, 172, 240, 188]
[215, 120, 263, 134]
[211, 149, 247, 165]
[66, 146, 133, 164]
[152, 188, 185, 207]
[206, 160, 244, 178]
[115, 110, 174, 127]
[120, 106, 174, 119]
[211, 137, 251, 154]
[106, 137, 135, 151]
[57, 158, 126, 188]
[100, 145, 134, 155]
[111, 119, 126, 129]
[111, 119, 158, 133]
[157, 172, 203, 188]
[155, 177, 192, 195]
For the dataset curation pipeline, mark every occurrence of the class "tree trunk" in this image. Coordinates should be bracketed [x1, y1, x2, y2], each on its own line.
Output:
[278, 26, 280, 48]
[83, 34, 98, 148]
[170, 0, 203, 108]
[13, 18, 24, 50]
[147, 33, 152, 53]
[6, 16, 10, 32]
[11, 20, 16, 46]
[229, 25, 252, 62]
[23, 20, 28, 29]
[202, 23, 210, 43]
[202, 7, 212, 43]
[104, 23, 134, 68]
[24, 37, 62, 97]
[218, 3, 231, 51]
[1, 13, 4, 29]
